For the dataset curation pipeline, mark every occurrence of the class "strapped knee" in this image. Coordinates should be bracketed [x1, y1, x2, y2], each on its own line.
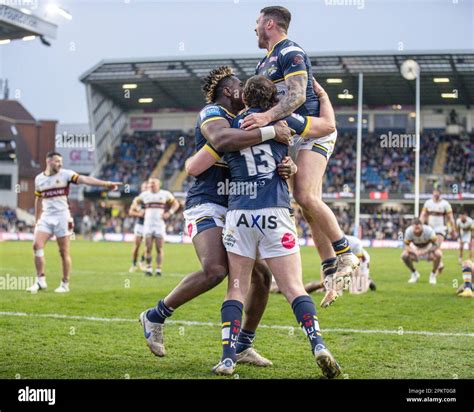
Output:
[34, 248, 44, 257]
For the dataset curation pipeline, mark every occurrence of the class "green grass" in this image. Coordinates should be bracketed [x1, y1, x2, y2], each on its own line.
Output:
[0, 241, 472, 379]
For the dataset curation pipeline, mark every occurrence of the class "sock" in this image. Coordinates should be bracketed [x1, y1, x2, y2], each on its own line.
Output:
[155, 268, 162, 274]
[462, 265, 473, 290]
[140, 255, 145, 262]
[236, 329, 255, 354]
[132, 259, 137, 266]
[321, 258, 337, 278]
[220, 300, 243, 362]
[332, 236, 351, 256]
[146, 299, 174, 324]
[292, 295, 325, 352]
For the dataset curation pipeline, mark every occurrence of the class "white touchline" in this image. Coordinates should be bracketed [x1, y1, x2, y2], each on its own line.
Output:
[0, 311, 473, 338]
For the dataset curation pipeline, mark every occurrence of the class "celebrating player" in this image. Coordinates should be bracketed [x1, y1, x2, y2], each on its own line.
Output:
[135, 178, 179, 276]
[128, 181, 148, 273]
[139, 67, 292, 365]
[401, 218, 442, 285]
[28, 151, 121, 293]
[212, 75, 341, 378]
[241, 6, 359, 308]
[456, 210, 473, 262]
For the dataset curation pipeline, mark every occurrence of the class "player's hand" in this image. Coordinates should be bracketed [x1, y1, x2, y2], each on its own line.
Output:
[106, 181, 123, 191]
[162, 212, 171, 220]
[240, 111, 271, 130]
[312, 77, 327, 98]
[451, 230, 457, 240]
[277, 156, 297, 180]
[274, 120, 292, 145]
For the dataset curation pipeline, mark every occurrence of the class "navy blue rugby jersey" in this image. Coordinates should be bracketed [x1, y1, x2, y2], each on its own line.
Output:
[225, 107, 309, 210]
[256, 38, 319, 117]
[184, 104, 235, 210]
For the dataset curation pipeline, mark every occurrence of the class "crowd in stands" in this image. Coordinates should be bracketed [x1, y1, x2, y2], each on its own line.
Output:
[444, 135, 474, 192]
[0, 207, 34, 232]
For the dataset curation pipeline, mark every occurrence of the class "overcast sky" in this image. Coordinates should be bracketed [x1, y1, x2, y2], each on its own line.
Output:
[0, 0, 472, 124]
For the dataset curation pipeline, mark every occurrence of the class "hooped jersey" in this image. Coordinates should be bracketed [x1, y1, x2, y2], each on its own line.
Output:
[422, 198, 452, 228]
[256, 38, 319, 117]
[34, 168, 79, 216]
[185, 104, 235, 210]
[404, 225, 438, 248]
[225, 107, 309, 210]
[138, 190, 175, 226]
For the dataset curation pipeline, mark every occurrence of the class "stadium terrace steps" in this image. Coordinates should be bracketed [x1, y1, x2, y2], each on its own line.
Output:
[151, 143, 177, 180]
[170, 168, 188, 192]
[432, 142, 450, 174]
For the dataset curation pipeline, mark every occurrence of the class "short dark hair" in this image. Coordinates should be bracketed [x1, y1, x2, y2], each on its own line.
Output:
[260, 6, 291, 33]
[244, 75, 278, 111]
[46, 151, 62, 159]
[412, 218, 422, 226]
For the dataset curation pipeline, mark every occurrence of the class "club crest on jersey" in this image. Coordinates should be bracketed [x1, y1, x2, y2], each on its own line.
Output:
[292, 54, 304, 67]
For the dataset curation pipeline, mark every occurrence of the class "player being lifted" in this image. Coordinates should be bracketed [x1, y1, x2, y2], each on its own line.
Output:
[401, 218, 442, 285]
[456, 210, 473, 263]
[135, 178, 179, 276]
[420, 189, 456, 278]
[241, 6, 358, 308]
[128, 181, 148, 273]
[212, 75, 340, 378]
[28, 151, 121, 293]
[139, 66, 293, 365]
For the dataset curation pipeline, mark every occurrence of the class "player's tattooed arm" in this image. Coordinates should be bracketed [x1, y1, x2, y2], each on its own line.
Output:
[202, 118, 292, 152]
[240, 73, 307, 130]
[76, 175, 122, 191]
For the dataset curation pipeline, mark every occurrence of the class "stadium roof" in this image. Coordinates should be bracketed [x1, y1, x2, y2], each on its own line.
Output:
[0, 5, 57, 42]
[80, 51, 474, 111]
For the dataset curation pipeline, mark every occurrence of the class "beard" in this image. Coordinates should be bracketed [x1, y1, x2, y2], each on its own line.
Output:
[257, 29, 269, 49]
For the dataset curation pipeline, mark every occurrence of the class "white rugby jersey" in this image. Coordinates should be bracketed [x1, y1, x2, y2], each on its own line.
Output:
[404, 225, 437, 247]
[456, 217, 473, 235]
[35, 169, 79, 216]
[138, 190, 175, 225]
[346, 235, 364, 257]
[422, 198, 452, 228]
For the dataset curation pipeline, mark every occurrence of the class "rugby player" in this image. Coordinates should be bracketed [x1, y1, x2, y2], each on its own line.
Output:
[457, 260, 473, 298]
[212, 75, 341, 378]
[135, 178, 179, 276]
[139, 67, 292, 365]
[420, 189, 457, 277]
[128, 181, 148, 272]
[304, 235, 376, 295]
[241, 6, 359, 308]
[401, 218, 442, 285]
[456, 211, 473, 262]
[28, 151, 121, 293]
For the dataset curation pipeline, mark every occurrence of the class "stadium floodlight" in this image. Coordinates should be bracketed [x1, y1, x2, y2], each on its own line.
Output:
[392, 104, 402, 110]
[138, 98, 153, 103]
[46, 4, 73, 20]
[123, 84, 138, 89]
[338, 93, 353, 99]
[0, 39, 11, 45]
[348, 116, 355, 122]
[22, 36, 36, 41]
[433, 77, 450, 83]
[441, 93, 458, 99]
[326, 78, 343, 84]
[401, 59, 421, 216]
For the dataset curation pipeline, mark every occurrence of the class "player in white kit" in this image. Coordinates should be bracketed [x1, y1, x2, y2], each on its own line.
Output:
[135, 178, 180, 276]
[401, 218, 442, 285]
[27, 152, 121, 293]
[456, 211, 473, 262]
[128, 181, 149, 272]
[420, 189, 456, 276]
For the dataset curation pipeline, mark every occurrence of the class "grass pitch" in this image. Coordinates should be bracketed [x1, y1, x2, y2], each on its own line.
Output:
[0, 240, 472, 379]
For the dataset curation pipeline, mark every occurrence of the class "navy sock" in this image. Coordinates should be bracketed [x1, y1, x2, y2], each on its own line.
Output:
[462, 265, 473, 290]
[140, 255, 145, 262]
[146, 299, 174, 324]
[133, 259, 137, 265]
[321, 257, 337, 278]
[220, 300, 243, 362]
[332, 236, 351, 256]
[236, 329, 255, 354]
[292, 295, 325, 352]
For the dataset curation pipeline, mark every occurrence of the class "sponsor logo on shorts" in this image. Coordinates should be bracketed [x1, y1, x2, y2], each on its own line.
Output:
[281, 232, 296, 249]
[236, 213, 278, 235]
[223, 230, 236, 247]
